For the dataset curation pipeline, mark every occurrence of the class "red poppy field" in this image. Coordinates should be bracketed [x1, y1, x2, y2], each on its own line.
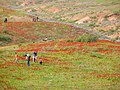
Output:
[0, 21, 86, 46]
[0, 39, 120, 90]
[0, 1, 120, 89]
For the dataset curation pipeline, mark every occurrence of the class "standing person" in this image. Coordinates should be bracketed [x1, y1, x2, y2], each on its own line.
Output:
[33, 52, 37, 62]
[4, 18, 7, 23]
[15, 52, 19, 63]
[36, 16, 39, 22]
[27, 54, 31, 66]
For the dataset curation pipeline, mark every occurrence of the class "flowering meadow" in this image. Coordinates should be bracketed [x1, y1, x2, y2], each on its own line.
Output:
[0, 21, 85, 46]
[0, 39, 120, 90]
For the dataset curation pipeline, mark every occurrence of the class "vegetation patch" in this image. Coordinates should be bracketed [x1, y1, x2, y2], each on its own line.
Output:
[112, 9, 120, 15]
[0, 35, 12, 42]
[75, 34, 98, 42]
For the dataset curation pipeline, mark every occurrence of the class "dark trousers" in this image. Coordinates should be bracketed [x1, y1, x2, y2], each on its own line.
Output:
[40, 61, 42, 65]
[27, 60, 30, 66]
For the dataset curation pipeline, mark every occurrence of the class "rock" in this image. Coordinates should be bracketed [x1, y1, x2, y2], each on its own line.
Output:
[108, 14, 119, 22]
[99, 35, 111, 41]
[108, 32, 120, 39]
[115, 40, 120, 42]
[27, 9, 32, 13]
[75, 16, 91, 24]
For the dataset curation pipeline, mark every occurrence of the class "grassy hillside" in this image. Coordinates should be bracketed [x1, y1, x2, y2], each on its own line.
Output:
[19, 0, 120, 21]
[0, 1, 120, 89]
[12, 0, 119, 41]
[0, 39, 120, 89]
[0, 0, 120, 41]
[0, 6, 89, 46]
[0, 6, 29, 22]
[0, 21, 87, 46]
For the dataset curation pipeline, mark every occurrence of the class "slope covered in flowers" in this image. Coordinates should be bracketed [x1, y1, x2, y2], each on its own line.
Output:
[0, 39, 120, 89]
[0, 21, 86, 46]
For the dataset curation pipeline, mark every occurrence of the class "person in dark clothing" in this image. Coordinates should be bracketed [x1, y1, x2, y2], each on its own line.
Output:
[27, 54, 31, 66]
[4, 18, 7, 23]
[36, 17, 39, 22]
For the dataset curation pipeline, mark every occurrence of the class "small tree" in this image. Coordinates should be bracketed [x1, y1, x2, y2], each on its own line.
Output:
[75, 34, 98, 42]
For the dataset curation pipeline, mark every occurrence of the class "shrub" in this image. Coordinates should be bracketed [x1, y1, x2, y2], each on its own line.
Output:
[75, 34, 98, 42]
[88, 23, 99, 27]
[108, 29, 116, 35]
[112, 9, 120, 14]
[48, 37, 55, 40]
[90, 16, 97, 19]
[0, 35, 12, 42]
[66, 39, 73, 42]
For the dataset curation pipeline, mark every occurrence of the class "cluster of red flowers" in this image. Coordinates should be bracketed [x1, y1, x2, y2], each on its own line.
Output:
[97, 74, 120, 78]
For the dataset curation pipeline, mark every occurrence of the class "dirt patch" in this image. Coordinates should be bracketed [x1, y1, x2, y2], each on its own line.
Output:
[101, 25, 116, 31]
[32, 67, 41, 70]
[76, 16, 92, 24]
[48, 7, 61, 13]
[9, 16, 32, 22]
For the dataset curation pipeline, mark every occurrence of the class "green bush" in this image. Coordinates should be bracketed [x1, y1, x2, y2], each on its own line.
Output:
[75, 34, 98, 42]
[3, 30, 9, 34]
[88, 23, 99, 27]
[112, 9, 120, 14]
[66, 39, 73, 42]
[0, 35, 12, 42]
[108, 29, 116, 35]
[48, 37, 55, 40]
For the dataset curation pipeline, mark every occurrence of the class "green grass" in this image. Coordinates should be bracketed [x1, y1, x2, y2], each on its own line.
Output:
[0, 0, 120, 89]
[0, 40, 120, 90]
[0, 21, 86, 46]
[75, 34, 98, 42]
